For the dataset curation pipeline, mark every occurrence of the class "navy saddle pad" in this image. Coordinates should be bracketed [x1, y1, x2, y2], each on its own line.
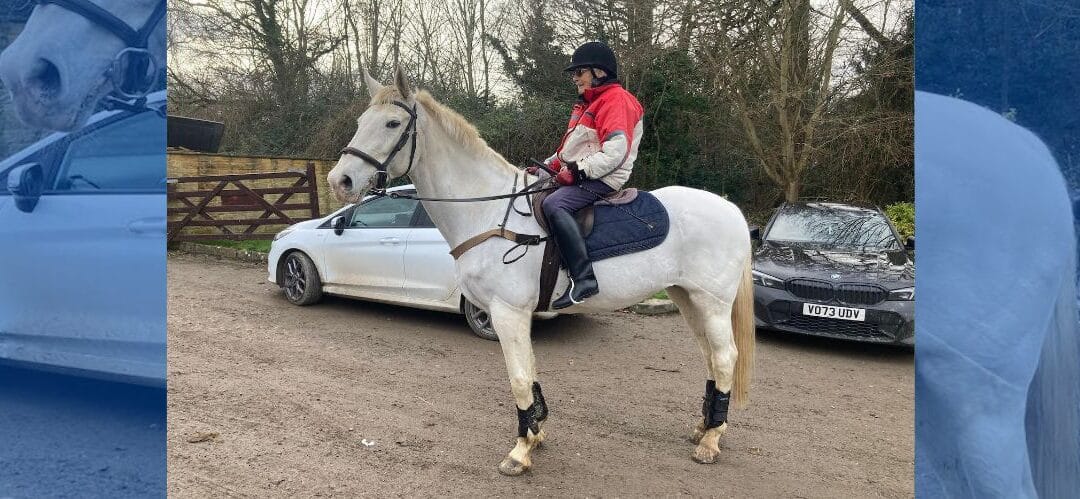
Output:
[585, 191, 670, 261]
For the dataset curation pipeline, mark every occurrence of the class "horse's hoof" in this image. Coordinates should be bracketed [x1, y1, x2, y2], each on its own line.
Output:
[691, 446, 719, 464]
[498, 458, 530, 476]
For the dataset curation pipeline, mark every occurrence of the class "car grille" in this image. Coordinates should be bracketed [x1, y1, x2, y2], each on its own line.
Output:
[787, 279, 832, 301]
[785, 279, 887, 305]
[836, 283, 888, 305]
[783, 315, 890, 340]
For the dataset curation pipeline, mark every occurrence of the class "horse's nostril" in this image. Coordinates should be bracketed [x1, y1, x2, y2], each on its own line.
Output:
[28, 58, 61, 99]
[341, 175, 353, 191]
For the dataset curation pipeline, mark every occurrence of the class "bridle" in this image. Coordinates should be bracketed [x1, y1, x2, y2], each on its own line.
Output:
[339, 100, 419, 196]
[37, 0, 166, 102]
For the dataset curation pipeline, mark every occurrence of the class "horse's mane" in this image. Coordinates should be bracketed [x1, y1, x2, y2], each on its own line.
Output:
[370, 86, 518, 175]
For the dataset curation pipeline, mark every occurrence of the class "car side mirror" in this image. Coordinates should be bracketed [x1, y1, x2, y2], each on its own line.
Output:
[8, 163, 43, 213]
[749, 225, 761, 242]
[332, 215, 346, 236]
[904, 236, 914, 250]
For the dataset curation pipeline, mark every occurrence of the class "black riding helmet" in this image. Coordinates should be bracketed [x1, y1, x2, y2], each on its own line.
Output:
[564, 41, 618, 79]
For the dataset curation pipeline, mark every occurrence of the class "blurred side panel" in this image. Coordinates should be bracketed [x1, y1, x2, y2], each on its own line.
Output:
[0, 0, 166, 496]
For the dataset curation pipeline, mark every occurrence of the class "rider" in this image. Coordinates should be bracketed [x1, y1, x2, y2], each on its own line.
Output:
[531, 41, 644, 309]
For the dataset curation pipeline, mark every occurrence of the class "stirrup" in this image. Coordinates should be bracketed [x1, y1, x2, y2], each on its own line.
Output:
[552, 275, 598, 309]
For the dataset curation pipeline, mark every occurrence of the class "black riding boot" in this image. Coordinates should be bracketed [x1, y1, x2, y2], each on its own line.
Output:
[549, 209, 599, 309]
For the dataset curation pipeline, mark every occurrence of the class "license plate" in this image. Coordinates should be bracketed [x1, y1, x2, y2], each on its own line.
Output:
[802, 303, 866, 322]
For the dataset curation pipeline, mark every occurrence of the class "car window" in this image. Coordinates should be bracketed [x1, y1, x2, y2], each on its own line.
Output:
[0, 134, 66, 196]
[53, 111, 166, 192]
[767, 207, 899, 250]
[350, 195, 419, 228]
[412, 203, 436, 228]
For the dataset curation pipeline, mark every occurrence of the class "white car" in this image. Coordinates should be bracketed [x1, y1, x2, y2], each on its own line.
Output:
[268, 185, 554, 340]
[0, 92, 167, 385]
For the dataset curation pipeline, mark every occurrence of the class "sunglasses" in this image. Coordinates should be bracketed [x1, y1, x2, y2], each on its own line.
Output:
[570, 68, 590, 78]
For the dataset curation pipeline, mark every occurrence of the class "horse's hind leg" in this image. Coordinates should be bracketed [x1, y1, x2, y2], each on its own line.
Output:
[669, 285, 737, 464]
[667, 285, 714, 444]
[488, 297, 546, 476]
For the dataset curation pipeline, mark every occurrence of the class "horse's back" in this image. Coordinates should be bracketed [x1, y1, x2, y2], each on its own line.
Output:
[915, 91, 1079, 496]
[650, 185, 749, 234]
[647, 185, 751, 292]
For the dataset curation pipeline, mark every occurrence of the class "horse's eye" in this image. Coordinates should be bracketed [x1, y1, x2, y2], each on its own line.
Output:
[386, 120, 401, 128]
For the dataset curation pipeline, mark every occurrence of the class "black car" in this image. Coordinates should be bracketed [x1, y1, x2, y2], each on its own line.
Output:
[751, 202, 914, 346]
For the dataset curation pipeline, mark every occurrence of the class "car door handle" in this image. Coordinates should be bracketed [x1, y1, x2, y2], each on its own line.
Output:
[128, 217, 166, 234]
[379, 237, 402, 245]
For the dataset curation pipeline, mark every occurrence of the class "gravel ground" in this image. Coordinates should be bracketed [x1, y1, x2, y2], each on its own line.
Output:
[0, 365, 166, 498]
[168, 252, 913, 497]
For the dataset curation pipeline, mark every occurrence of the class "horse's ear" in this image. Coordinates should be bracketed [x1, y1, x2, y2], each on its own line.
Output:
[363, 69, 383, 99]
[394, 67, 413, 100]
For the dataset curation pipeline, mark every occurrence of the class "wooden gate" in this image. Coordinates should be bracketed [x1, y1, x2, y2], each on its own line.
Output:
[167, 164, 321, 242]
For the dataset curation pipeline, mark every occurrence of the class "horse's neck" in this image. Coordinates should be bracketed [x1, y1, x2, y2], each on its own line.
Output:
[410, 121, 525, 248]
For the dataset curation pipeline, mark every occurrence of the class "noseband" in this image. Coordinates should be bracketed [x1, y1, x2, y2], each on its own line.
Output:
[37, 0, 166, 100]
[340, 100, 419, 196]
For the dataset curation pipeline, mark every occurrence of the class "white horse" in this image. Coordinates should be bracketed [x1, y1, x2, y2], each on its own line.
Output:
[915, 91, 1080, 496]
[327, 69, 755, 476]
[0, 0, 165, 131]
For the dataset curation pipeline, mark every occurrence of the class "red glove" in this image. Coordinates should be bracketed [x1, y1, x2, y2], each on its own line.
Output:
[555, 167, 577, 186]
[528, 157, 561, 176]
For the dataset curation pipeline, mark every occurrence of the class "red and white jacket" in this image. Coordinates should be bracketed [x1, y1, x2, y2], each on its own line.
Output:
[546, 83, 644, 190]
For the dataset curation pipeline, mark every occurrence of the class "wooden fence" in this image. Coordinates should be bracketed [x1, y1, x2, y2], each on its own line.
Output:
[167, 165, 321, 242]
[168, 150, 342, 212]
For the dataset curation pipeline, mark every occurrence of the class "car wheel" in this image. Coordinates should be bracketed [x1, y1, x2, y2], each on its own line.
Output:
[463, 298, 499, 341]
[281, 251, 323, 306]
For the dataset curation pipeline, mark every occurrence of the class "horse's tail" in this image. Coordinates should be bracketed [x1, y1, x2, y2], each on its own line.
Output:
[731, 254, 755, 408]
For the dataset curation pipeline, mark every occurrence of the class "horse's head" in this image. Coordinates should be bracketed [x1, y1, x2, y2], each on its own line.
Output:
[0, 0, 165, 131]
[328, 68, 420, 204]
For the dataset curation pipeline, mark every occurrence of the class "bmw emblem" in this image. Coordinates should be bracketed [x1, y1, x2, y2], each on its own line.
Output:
[830, 273, 841, 280]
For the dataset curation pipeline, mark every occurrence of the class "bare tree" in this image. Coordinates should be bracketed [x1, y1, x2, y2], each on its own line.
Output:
[173, 0, 342, 103]
[706, 0, 847, 202]
[442, 0, 482, 99]
[408, 0, 446, 85]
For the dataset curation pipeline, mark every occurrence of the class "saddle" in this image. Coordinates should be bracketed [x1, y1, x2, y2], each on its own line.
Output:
[529, 184, 668, 312]
[530, 187, 640, 237]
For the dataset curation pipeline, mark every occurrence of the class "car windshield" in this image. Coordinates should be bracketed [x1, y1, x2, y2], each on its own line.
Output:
[766, 204, 900, 250]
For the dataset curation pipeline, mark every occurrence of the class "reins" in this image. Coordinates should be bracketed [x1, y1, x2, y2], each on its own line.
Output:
[385, 181, 556, 203]
[380, 158, 558, 203]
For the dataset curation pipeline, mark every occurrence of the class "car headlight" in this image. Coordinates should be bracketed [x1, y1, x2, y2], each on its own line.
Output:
[751, 270, 785, 289]
[887, 286, 914, 301]
[273, 228, 295, 241]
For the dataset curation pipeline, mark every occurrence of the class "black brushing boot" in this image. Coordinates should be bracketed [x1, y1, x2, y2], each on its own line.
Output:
[548, 209, 599, 309]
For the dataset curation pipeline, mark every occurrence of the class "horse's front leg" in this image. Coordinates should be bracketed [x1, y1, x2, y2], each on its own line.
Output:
[488, 297, 546, 476]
